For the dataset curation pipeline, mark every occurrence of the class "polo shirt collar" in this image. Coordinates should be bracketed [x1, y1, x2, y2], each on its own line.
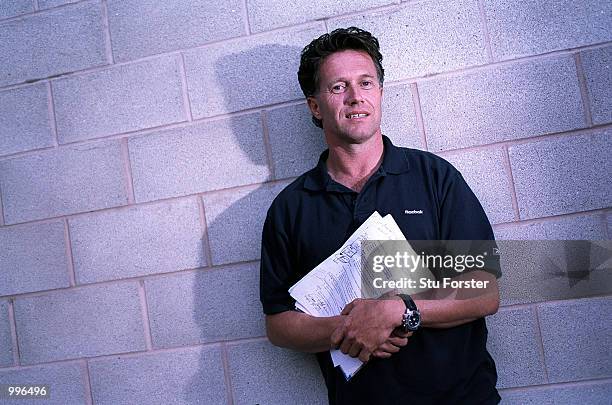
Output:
[303, 135, 410, 191]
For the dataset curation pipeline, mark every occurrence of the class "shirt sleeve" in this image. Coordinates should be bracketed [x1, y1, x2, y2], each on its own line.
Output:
[438, 170, 502, 279]
[259, 202, 297, 315]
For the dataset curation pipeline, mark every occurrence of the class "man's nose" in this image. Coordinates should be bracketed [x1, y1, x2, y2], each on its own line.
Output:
[345, 85, 365, 104]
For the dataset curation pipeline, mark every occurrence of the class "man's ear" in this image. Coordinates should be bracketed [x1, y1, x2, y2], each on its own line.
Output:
[307, 97, 322, 120]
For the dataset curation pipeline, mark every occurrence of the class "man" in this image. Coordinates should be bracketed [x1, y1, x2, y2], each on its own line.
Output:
[260, 27, 502, 404]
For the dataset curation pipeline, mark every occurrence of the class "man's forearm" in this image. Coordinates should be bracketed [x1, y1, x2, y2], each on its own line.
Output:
[414, 271, 500, 328]
[265, 311, 343, 353]
[415, 297, 495, 328]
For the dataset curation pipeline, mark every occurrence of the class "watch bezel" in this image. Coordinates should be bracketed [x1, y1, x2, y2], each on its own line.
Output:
[398, 294, 421, 332]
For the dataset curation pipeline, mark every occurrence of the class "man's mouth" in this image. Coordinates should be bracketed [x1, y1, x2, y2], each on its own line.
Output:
[346, 113, 369, 119]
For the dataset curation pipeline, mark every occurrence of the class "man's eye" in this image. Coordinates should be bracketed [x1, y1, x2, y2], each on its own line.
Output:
[362, 80, 373, 88]
[331, 84, 346, 94]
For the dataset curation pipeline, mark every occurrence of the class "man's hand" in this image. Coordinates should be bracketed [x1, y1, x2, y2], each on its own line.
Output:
[330, 298, 405, 362]
[372, 328, 412, 359]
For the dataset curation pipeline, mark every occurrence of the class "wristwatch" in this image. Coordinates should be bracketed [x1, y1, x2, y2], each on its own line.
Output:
[398, 294, 421, 332]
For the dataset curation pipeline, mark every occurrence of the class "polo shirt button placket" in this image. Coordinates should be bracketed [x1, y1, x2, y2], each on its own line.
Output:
[351, 195, 358, 220]
[355, 182, 376, 223]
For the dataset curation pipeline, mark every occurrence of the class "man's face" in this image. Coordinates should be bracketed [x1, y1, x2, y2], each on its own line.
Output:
[307, 49, 383, 145]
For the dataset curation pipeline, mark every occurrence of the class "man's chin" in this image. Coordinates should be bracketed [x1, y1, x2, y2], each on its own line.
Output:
[323, 123, 381, 145]
[338, 130, 379, 144]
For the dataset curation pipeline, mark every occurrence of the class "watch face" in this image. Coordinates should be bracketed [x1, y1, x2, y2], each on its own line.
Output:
[408, 313, 420, 328]
[406, 310, 421, 330]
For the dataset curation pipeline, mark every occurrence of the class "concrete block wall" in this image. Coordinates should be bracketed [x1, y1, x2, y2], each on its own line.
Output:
[0, 1, 610, 403]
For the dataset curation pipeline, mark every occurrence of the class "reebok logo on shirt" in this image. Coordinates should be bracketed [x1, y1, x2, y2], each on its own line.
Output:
[404, 209, 423, 215]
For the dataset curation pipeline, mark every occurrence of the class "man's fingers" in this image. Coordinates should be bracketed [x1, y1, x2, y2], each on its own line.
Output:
[388, 336, 408, 347]
[358, 349, 371, 363]
[330, 326, 344, 348]
[339, 336, 352, 355]
[378, 342, 400, 354]
[373, 350, 391, 359]
[392, 329, 413, 338]
[348, 343, 361, 358]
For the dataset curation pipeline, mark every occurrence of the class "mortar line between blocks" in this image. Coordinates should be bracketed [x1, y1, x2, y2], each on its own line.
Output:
[248, 0, 405, 34]
[82, 359, 94, 405]
[178, 54, 194, 121]
[220, 343, 236, 405]
[573, 53, 593, 127]
[63, 218, 77, 287]
[385, 40, 612, 87]
[476, 0, 494, 63]
[410, 83, 428, 151]
[498, 302, 536, 311]
[0, 257, 263, 302]
[242, 0, 251, 35]
[120, 138, 136, 204]
[100, 0, 115, 64]
[492, 207, 612, 229]
[138, 280, 154, 351]
[0, 0, 93, 23]
[260, 110, 276, 180]
[0, 337, 270, 371]
[531, 306, 550, 383]
[0, 181, 4, 226]
[0, 99, 307, 162]
[500, 294, 612, 312]
[502, 146, 520, 221]
[7, 299, 21, 366]
[499, 376, 612, 393]
[0, 177, 296, 230]
[428, 122, 612, 156]
[46, 81, 59, 147]
[322, 1, 408, 27]
[197, 197, 214, 268]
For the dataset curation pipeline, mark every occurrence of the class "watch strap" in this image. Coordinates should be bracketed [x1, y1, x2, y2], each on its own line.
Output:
[398, 294, 417, 311]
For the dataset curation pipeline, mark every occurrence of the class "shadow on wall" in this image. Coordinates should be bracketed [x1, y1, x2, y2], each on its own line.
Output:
[185, 44, 328, 404]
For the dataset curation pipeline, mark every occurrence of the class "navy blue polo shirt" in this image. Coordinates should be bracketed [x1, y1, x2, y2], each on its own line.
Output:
[260, 135, 501, 404]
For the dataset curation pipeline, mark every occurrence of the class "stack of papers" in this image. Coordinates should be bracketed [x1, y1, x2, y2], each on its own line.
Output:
[289, 211, 431, 380]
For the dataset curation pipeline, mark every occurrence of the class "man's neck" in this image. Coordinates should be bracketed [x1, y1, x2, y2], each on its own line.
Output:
[325, 134, 384, 193]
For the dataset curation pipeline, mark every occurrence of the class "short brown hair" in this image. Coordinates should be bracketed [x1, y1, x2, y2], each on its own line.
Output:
[297, 27, 385, 128]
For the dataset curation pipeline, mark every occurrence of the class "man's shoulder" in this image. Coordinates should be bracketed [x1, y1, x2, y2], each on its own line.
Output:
[393, 144, 461, 178]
